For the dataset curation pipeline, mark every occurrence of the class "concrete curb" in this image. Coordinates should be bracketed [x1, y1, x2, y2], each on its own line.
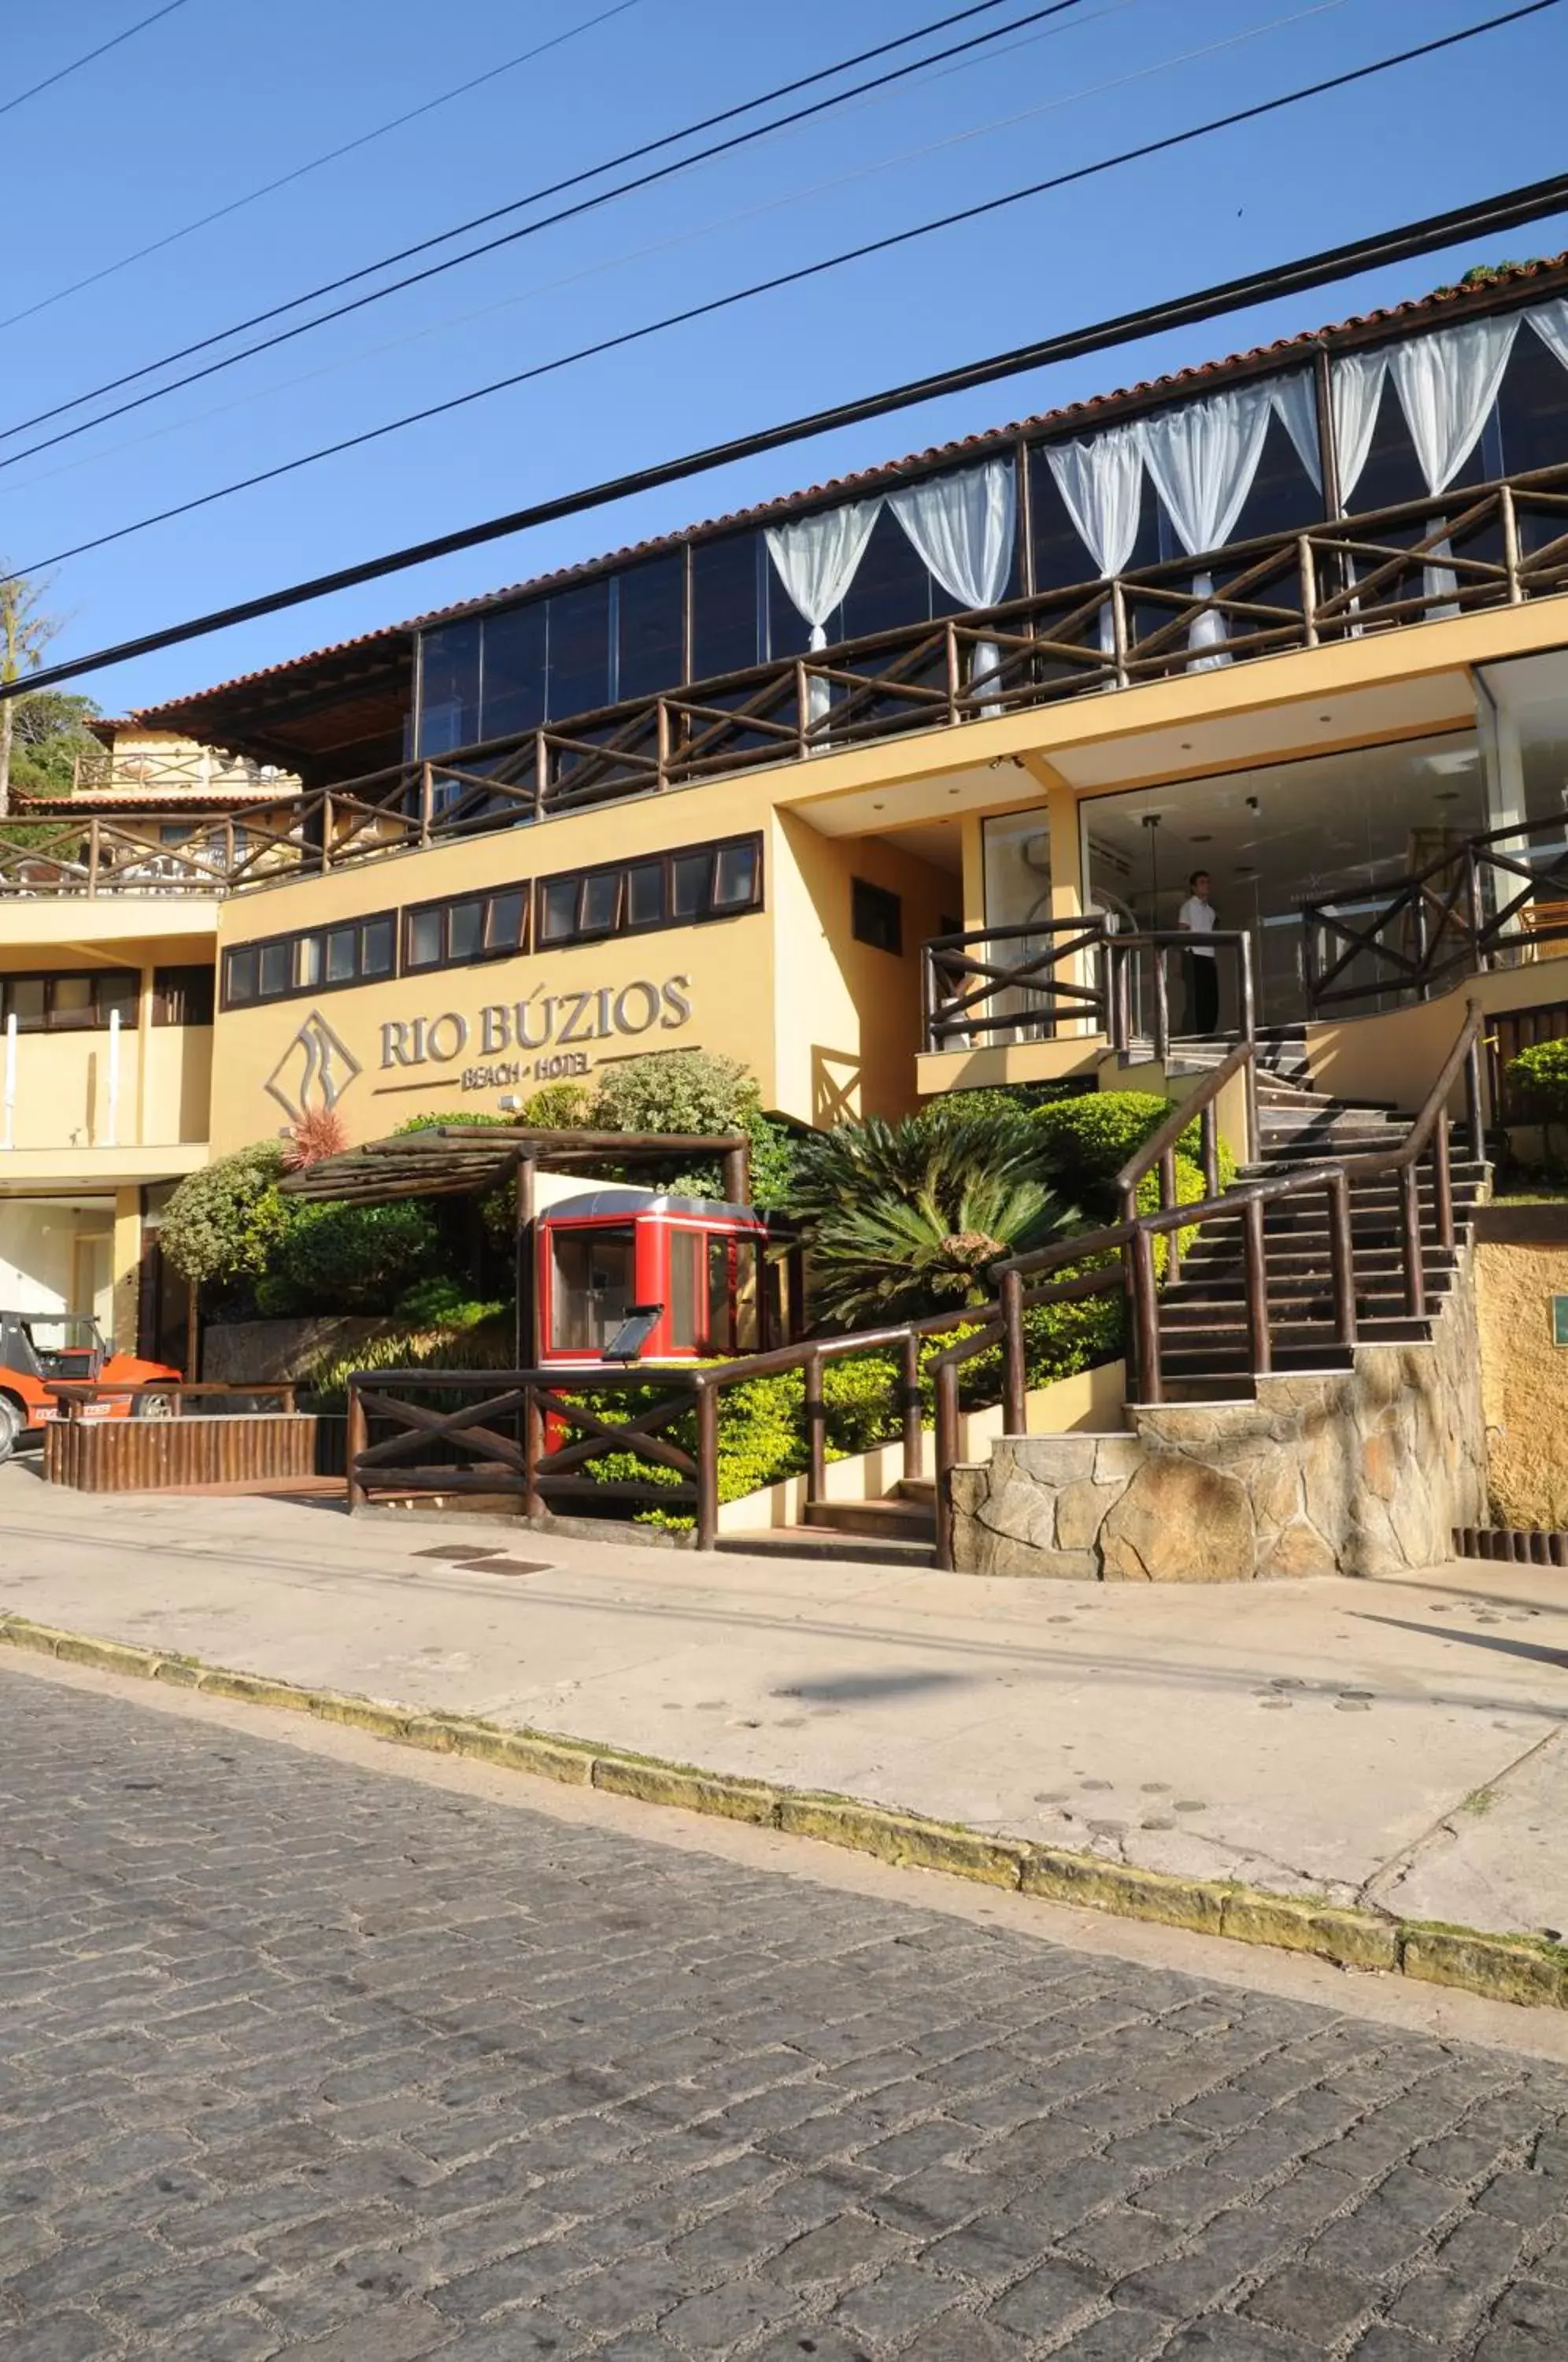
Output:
[6, 1613, 1566, 2014]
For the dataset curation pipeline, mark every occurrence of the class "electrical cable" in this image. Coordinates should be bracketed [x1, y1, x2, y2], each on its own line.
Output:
[14, 0, 1559, 575]
[13, 163, 1568, 703]
[0, 0, 1085, 455]
[1, 0, 190, 122]
[0, 0, 649, 335]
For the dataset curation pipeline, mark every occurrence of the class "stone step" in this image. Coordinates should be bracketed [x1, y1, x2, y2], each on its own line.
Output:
[804, 1497, 936, 1543]
[714, 1527, 935, 1568]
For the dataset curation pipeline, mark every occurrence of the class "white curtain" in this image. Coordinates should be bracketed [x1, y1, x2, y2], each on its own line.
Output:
[1045, 422, 1144, 657]
[1329, 350, 1390, 505]
[765, 495, 882, 731]
[1387, 315, 1519, 613]
[887, 458, 1016, 701]
[1140, 381, 1274, 667]
[1529, 298, 1568, 374]
[1269, 371, 1324, 491]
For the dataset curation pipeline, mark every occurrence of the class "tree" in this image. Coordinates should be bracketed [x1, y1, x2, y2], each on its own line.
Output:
[10, 690, 102, 798]
[160, 1144, 291, 1292]
[0, 570, 66, 821]
[788, 1100, 1079, 1328]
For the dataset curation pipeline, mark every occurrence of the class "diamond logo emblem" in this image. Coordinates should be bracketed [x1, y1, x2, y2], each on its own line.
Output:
[264, 1009, 362, 1122]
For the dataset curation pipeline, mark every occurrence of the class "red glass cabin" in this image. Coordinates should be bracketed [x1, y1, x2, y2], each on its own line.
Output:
[537, 1188, 774, 1367]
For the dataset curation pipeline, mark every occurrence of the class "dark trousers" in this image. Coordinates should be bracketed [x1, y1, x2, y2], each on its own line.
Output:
[1185, 953, 1219, 1037]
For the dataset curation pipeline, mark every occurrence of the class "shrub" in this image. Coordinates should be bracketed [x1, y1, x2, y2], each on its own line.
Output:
[589, 1048, 755, 1137]
[1506, 1039, 1568, 1167]
[522, 1079, 595, 1129]
[253, 1199, 441, 1317]
[1032, 1091, 1234, 1219]
[394, 1277, 505, 1329]
[161, 1143, 290, 1289]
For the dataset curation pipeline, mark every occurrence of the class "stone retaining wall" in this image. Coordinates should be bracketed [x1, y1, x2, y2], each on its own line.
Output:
[951, 1254, 1486, 1580]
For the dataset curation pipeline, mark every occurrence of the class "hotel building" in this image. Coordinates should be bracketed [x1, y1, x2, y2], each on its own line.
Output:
[7, 254, 1568, 1368]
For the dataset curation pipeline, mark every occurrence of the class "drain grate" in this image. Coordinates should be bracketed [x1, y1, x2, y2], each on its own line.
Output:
[1453, 1527, 1568, 1566]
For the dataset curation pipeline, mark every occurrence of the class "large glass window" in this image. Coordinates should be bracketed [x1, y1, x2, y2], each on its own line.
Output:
[0, 972, 145, 1031]
[549, 1226, 635, 1353]
[418, 621, 482, 757]
[479, 599, 547, 739]
[546, 579, 611, 719]
[617, 553, 685, 702]
[1080, 730, 1486, 1027]
[668, 1227, 699, 1350]
[691, 532, 762, 677]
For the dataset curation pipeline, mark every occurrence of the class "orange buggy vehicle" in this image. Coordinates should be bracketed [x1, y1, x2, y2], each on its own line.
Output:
[0, 1312, 181, 1463]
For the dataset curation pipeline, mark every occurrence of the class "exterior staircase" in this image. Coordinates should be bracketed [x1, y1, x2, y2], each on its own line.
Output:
[1151, 1064, 1487, 1402]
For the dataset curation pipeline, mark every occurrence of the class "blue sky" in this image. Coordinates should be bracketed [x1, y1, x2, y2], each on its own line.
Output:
[6, 0, 1567, 714]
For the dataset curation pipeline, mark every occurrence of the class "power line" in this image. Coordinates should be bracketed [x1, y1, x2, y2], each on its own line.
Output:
[0, 0, 191, 122]
[0, 0, 1078, 459]
[0, 0, 647, 335]
[15, 0, 1559, 577]
[13, 165, 1568, 705]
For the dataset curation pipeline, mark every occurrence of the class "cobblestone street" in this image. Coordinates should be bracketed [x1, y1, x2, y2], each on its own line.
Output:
[7, 1668, 1568, 2360]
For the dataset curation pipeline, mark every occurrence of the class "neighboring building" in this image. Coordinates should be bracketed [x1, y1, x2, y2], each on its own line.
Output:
[7, 256, 1568, 1359]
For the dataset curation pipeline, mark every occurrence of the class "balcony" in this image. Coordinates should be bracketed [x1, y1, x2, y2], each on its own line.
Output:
[7, 461, 1568, 903]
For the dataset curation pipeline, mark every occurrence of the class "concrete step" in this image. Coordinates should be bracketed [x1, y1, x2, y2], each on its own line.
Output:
[804, 1497, 936, 1544]
[714, 1526, 936, 1568]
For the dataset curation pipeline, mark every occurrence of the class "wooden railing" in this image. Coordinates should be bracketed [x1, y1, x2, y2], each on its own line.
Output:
[346, 1012, 1486, 1568]
[1302, 816, 1568, 1012]
[11, 464, 1568, 900]
[923, 924, 1256, 1069]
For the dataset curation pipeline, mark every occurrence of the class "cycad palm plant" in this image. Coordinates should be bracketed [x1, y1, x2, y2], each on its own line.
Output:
[789, 1101, 1079, 1329]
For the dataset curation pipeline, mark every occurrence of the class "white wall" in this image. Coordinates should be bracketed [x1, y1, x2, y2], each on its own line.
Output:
[0, 1202, 113, 1323]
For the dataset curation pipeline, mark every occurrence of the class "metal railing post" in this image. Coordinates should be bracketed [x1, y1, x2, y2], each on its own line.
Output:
[1432, 1105, 1455, 1253]
[1160, 1148, 1181, 1283]
[901, 1331, 923, 1480]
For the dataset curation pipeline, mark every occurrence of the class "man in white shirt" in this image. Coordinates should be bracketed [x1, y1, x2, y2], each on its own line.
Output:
[1178, 869, 1219, 1037]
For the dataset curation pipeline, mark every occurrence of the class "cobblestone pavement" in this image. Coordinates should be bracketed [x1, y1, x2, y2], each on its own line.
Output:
[6, 1678, 1568, 2362]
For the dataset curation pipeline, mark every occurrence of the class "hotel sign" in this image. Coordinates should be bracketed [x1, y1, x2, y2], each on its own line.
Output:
[379, 972, 693, 1092]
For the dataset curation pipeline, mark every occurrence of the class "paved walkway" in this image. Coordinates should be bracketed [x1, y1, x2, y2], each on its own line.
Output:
[2, 1467, 1567, 1943]
[8, 1660, 1568, 2361]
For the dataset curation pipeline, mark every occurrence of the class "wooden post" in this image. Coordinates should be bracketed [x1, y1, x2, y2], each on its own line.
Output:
[656, 698, 671, 790]
[795, 659, 811, 760]
[1242, 1196, 1271, 1375]
[1432, 1113, 1454, 1253]
[1501, 482, 1523, 604]
[1327, 1172, 1357, 1348]
[419, 761, 434, 846]
[534, 727, 548, 819]
[87, 820, 101, 897]
[901, 1330, 923, 1481]
[525, 1385, 546, 1520]
[319, 796, 331, 874]
[933, 1359, 959, 1571]
[1131, 1226, 1161, 1404]
[1298, 533, 1319, 647]
[345, 1381, 368, 1512]
[945, 620, 961, 720]
[1109, 578, 1130, 689]
[722, 1137, 750, 1206]
[513, 1151, 537, 1369]
[1152, 949, 1170, 1061]
[183, 1283, 200, 1385]
[1000, 1268, 1026, 1437]
[1161, 1147, 1181, 1283]
[804, 1349, 826, 1501]
[1200, 1101, 1219, 1200]
[1399, 1163, 1426, 1318]
[695, 1383, 719, 1551]
[1465, 1028, 1487, 1165]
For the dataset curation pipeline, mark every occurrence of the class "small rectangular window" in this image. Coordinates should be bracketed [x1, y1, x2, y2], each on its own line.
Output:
[486, 888, 525, 953]
[324, 927, 358, 983]
[540, 879, 579, 943]
[446, 900, 484, 963]
[226, 948, 257, 1005]
[668, 1228, 700, 1351]
[713, 840, 758, 909]
[361, 917, 394, 977]
[257, 941, 291, 998]
[672, 852, 710, 920]
[295, 935, 322, 990]
[579, 870, 619, 935]
[852, 878, 903, 956]
[153, 966, 215, 1025]
[97, 974, 139, 1027]
[406, 909, 443, 969]
[625, 861, 664, 927]
[7, 978, 46, 1031]
[51, 976, 94, 1030]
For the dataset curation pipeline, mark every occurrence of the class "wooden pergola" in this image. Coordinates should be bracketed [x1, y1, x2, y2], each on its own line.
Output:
[279, 1124, 753, 1364]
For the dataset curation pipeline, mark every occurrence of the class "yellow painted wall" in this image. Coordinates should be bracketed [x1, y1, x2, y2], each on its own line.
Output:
[1476, 1235, 1568, 1526]
[1306, 957, 1568, 1116]
[0, 1029, 211, 1150]
[770, 811, 956, 1126]
[207, 781, 952, 1148]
